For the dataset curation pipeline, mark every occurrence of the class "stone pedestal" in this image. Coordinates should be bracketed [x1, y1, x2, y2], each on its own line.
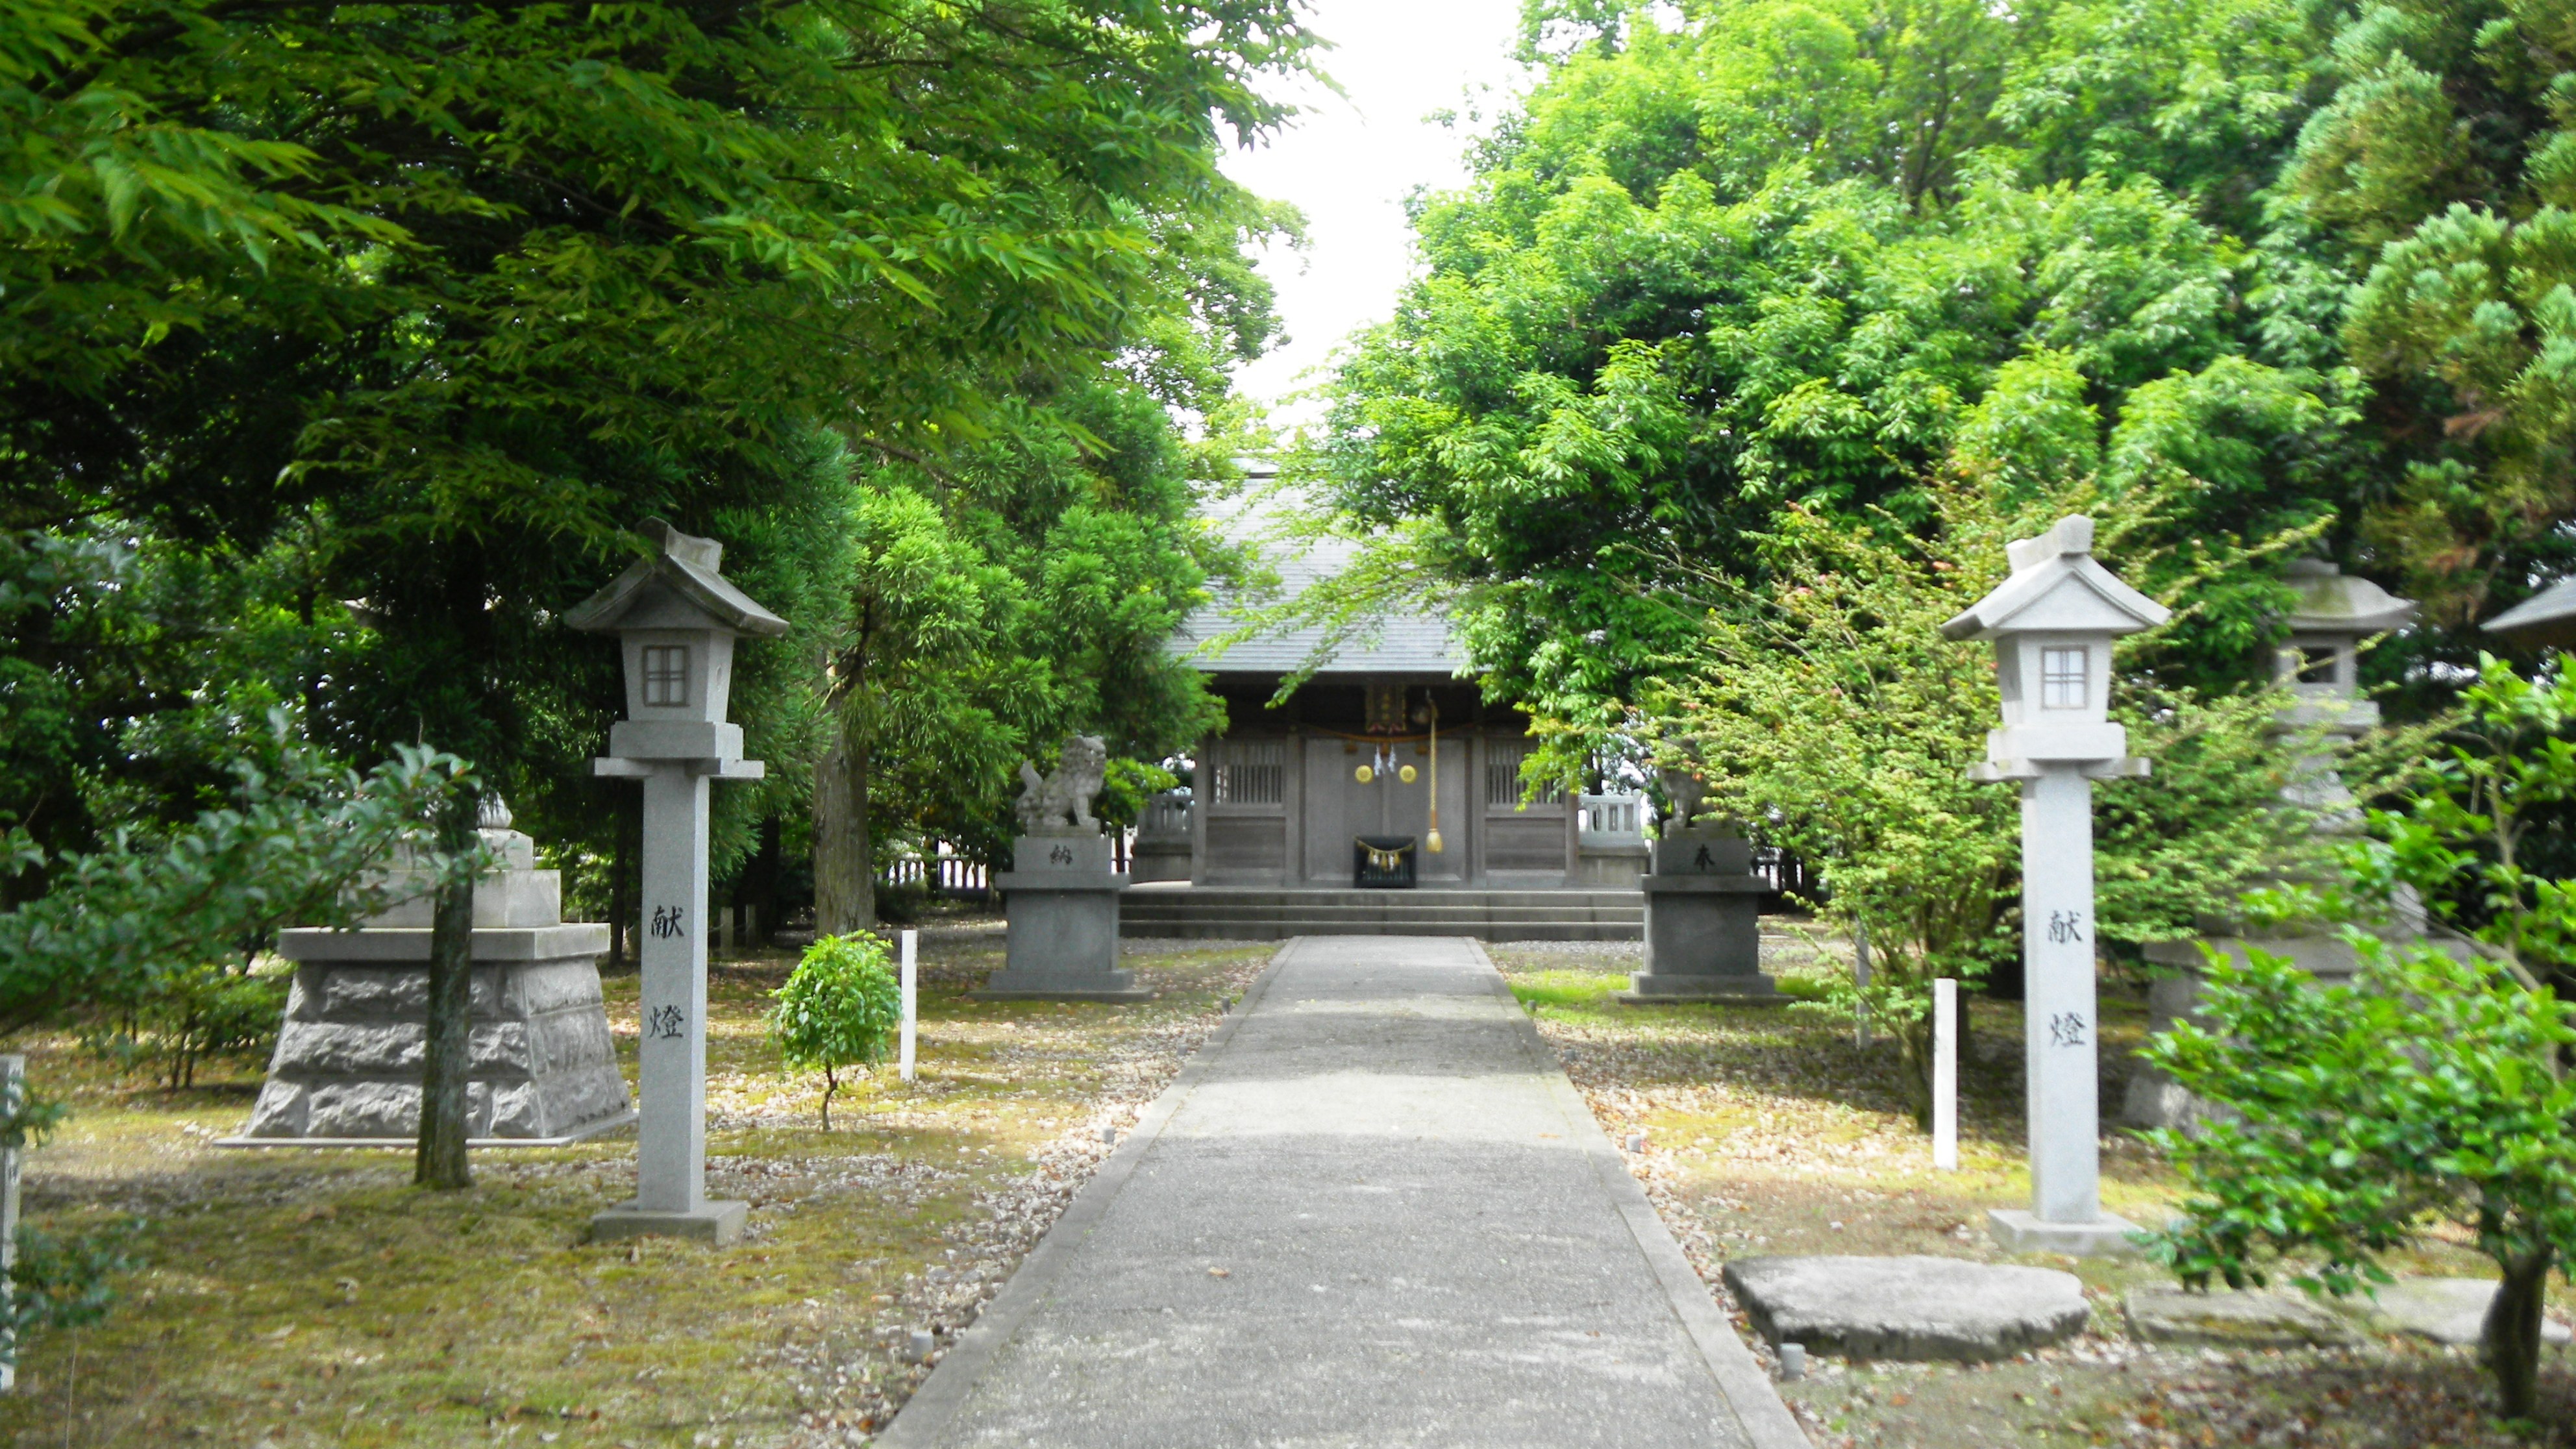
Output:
[1129, 791, 1193, 884]
[229, 828, 634, 1148]
[1620, 831, 1777, 1004]
[977, 834, 1144, 1001]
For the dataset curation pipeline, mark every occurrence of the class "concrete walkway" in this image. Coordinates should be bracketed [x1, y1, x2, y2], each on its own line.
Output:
[882, 936, 1806, 1449]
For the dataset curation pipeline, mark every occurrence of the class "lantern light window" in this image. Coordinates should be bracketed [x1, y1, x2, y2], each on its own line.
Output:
[2040, 647, 2087, 710]
[643, 645, 689, 707]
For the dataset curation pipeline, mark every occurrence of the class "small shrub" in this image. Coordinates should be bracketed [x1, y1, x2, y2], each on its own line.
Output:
[2148, 939, 2576, 1423]
[81, 963, 290, 1090]
[10, 1219, 144, 1341]
[768, 932, 902, 1129]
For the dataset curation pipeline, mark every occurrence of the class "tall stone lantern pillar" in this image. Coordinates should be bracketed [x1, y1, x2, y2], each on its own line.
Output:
[1942, 515, 2167, 1256]
[567, 520, 788, 1244]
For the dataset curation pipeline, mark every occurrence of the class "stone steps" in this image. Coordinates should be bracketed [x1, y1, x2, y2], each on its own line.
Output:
[1119, 886, 1644, 941]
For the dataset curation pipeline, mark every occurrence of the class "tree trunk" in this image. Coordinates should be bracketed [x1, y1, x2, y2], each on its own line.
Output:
[414, 799, 475, 1191]
[1896, 1012, 1933, 1130]
[608, 793, 633, 971]
[821, 1065, 837, 1132]
[2483, 1243, 2553, 1420]
[813, 727, 874, 936]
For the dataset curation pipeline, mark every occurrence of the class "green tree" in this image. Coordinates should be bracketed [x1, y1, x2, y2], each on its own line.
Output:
[2286, 0, 2576, 625]
[2150, 659, 2576, 1421]
[2, 0, 1314, 1183]
[2361, 657, 2576, 994]
[769, 932, 902, 1130]
[1308, 0, 2512, 776]
[813, 384, 1232, 931]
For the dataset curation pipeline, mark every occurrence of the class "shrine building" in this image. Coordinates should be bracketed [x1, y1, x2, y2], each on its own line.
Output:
[1121, 500, 1651, 939]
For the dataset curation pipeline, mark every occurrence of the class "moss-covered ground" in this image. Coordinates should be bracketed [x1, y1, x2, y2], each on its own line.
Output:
[0, 925, 1269, 1449]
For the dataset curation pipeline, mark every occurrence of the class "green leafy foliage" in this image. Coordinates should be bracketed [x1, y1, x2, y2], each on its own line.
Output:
[2363, 657, 2576, 992]
[812, 387, 1232, 928]
[1321, 66, 2357, 736]
[2151, 659, 2576, 1420]
[768, 932, 902, 1130]
[8, 1219, 146, 1341]
[2146, 940, 2576, 1420]
[0, 716, 479, 1039]
[2288, 0, 2576, 623]
[1650, 487, 2310, 1121]
[79, 965, 288, 1092]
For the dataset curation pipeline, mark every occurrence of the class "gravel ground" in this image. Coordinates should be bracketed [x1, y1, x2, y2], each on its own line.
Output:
[1489, 932, 2576, 1448]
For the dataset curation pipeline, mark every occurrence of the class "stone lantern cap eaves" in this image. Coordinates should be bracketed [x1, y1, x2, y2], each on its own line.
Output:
[2283, 558, 2416, 635]
[564, 519, 788, 638]
[2484, 576, 2576, 648]
[1938, 515, 2170, 641]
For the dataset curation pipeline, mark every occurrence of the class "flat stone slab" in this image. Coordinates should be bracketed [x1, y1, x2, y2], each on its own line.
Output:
[2124, 1287, 2357, 1348]
[2342, 1278, 2574, 1347]
[1723, 1255, 2090, 1361]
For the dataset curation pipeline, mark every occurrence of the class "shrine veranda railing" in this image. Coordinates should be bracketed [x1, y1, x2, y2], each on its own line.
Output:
[878, 834, 1138, 900]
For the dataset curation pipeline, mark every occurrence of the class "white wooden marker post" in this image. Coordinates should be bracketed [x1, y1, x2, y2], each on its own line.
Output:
[0, 1054, 22, 1393]
[568, 521, 789, 1246]
[1931, 979, 1958, 1171]
[899, 929, 918, 1083]
[1941, 515, 2164, 1256]
[1853, 919, 1872, 1048]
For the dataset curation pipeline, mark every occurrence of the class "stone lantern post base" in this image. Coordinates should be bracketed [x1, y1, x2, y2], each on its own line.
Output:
[589, 1199, 748, 1245]
[1988, 1208, 2146, 1257]
[223, 826, 634, 1148]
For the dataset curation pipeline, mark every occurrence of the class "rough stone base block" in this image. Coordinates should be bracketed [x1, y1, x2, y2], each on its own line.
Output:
[588, 1198, 748, 1246]
[220, 1108, 635, 1150]
[1988, 1208, 2146, 1257]
[2125, 1287, 2357, 1348]
[1618, 972, 1782, 1006]
[236, 912, 632, 1148]
[1723, 1254, 2090, 1361]
[971, 970, 1150, 1002]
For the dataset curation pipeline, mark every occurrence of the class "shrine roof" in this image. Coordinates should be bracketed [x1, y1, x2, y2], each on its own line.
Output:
[1169, 486, 1467, 677]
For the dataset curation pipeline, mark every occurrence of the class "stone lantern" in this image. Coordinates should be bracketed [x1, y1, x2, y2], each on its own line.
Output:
[2484, 574, 2576, 649]
[2272, 558, 2416, 819]
[1942, 515, 2166, 1256]
[567, 520, 787, 1244]
[2125, 560, 2419, 1129]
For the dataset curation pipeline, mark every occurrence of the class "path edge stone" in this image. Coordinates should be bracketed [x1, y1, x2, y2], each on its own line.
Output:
[877, 938, 1303, 1449]
[1467, 939, 1813, 1449]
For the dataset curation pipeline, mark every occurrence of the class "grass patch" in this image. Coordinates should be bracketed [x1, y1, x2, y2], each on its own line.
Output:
[0, 926, 1270, 1448]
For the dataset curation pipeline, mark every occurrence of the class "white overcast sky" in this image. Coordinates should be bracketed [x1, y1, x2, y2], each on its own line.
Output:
[1218, 0, 1533, 428]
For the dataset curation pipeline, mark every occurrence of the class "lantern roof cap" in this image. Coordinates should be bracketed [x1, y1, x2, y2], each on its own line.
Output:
[1939, 515, 2170, 641]
[2483, 576, 2576, 647]
[565, 519, 788, 638]
[2283, 558, 2415, 634]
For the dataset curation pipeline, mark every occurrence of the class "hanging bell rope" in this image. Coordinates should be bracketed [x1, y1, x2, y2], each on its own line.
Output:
[1426, 699, 1444, 853]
